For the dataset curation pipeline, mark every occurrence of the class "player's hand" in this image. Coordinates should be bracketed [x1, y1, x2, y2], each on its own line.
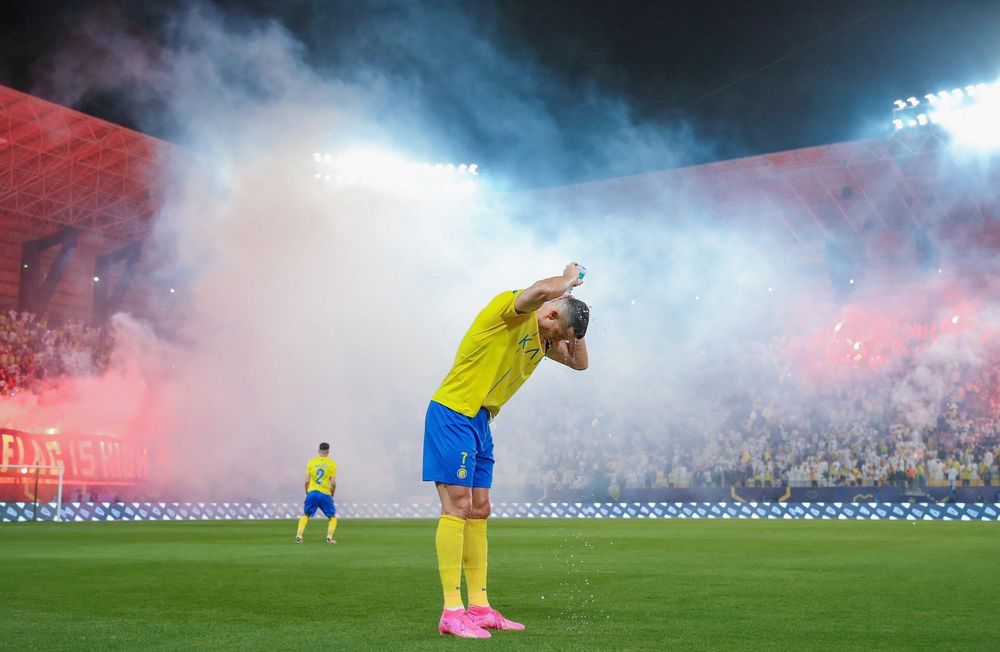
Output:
[563, 262, 584, 287]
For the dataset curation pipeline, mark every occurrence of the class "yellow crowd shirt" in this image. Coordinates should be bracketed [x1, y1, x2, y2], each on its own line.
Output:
[306, 456, 337, 495]
[432, 290, 545, 418]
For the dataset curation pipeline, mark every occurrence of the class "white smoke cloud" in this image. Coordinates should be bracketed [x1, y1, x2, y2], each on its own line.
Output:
[891, 301, 998, 431]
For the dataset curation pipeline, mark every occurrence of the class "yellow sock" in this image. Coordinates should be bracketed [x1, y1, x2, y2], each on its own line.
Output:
[463, 518, 489, 607]
[296, 516, 309, 538]
[436, 515, 466, 610]
[327, 517, 338, 538]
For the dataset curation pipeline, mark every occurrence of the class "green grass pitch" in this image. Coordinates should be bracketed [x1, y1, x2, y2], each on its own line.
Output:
[3, 518, 998, 650]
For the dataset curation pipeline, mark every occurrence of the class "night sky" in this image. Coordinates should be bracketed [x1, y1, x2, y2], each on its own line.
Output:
[2, 0, 1000, 185]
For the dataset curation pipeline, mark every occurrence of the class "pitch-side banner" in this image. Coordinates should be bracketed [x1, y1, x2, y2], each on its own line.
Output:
[0, 429, 149, 485]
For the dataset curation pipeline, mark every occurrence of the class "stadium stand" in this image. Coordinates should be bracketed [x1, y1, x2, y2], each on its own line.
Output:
[0, 309, 110, 396]
[526, 330, 999, 500]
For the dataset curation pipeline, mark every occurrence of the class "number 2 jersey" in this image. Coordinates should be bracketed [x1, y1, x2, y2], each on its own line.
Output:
[306, 456, 337, 495]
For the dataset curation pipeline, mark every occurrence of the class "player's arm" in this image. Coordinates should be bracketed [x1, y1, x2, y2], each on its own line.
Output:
[514, 262, 583, 314]
[545, 336, 588, 370]
[330, 478, 336, 498]
[304, 473, 311, 493]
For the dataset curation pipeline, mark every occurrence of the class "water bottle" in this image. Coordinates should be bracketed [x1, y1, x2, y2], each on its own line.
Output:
[567, 265, 586, 295]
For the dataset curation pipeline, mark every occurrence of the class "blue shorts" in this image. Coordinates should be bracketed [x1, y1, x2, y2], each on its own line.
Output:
[422, 401, 494, 488]
[303, 491, 336, 518]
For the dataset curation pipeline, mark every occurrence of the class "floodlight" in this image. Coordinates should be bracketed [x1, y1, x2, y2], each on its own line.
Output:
[938, 95, 1000, 151]
[310, 148, 481, 189]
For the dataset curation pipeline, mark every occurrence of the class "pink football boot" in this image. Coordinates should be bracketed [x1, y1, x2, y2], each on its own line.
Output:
[438, 609, 492, 639]
[467, 605, 525, 631]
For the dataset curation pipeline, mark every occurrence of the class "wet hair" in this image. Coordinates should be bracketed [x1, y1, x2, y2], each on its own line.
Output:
[319, 442, 330, 451]
[564, 296, 590, 339]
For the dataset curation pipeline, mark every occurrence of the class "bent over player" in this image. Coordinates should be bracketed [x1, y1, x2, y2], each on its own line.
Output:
[423, 263, 590, 638]
[295, 442, 338, 544]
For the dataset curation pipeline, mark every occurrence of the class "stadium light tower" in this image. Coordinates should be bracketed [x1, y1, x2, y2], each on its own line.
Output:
[890, 80, 1000, 152]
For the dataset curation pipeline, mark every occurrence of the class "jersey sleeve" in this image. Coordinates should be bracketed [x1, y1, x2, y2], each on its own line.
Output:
[475, 290, 525, 330]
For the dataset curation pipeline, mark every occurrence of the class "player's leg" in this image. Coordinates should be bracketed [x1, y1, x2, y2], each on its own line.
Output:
[463, 412, 493, 610]
[322, 495, 338, 543]
[436, 482, 473, 606]
[465, 413, 524, 631]
[326, 521, 337, 543]
[434, 486, 473, 616]
[297, 492, 318, 543]
[464, 487, 490, 607]
[434, 482, 488, 638]
[423, 401, 490, 638]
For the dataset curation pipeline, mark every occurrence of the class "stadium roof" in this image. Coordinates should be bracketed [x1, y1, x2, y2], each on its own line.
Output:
[1, 83, 997, 258]
[0, 84, 173, 241]
[538, 131, 1000, 248]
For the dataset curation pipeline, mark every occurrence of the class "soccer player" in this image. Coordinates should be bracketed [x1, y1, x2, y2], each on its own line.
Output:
[295, 442, 338, 544]
[424, 262, 590, 638]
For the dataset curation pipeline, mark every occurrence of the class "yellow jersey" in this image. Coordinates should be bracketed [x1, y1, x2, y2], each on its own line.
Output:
[432, 290, 544, 418]
[306, 456, 336, 495]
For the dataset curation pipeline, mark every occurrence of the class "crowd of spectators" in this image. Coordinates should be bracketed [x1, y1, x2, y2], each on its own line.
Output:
[0, 309, 111, 396]
[526, 326, 1000, 497]
[4, 305, 997, 499]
